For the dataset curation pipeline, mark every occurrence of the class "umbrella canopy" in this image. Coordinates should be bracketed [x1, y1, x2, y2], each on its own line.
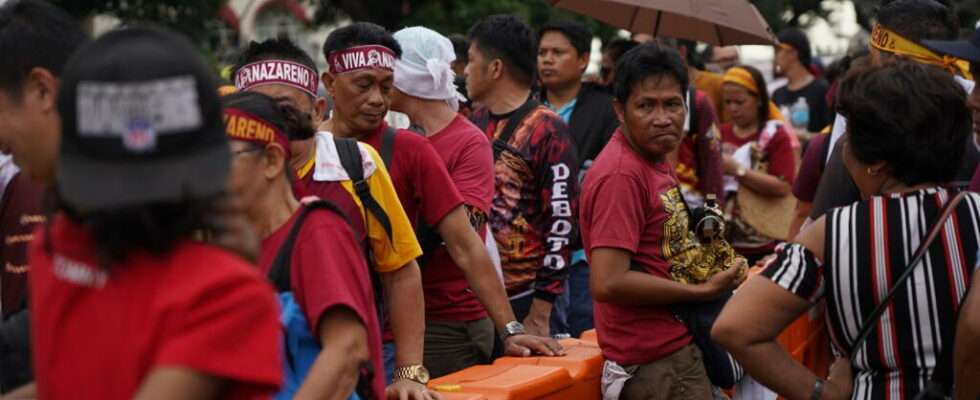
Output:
[549, 0, 778, 46]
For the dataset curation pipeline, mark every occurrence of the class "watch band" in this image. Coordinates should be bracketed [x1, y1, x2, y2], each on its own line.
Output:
[810, 379, 826, 400]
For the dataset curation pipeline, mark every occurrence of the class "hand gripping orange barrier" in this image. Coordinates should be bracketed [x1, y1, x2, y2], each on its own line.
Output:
[427, 364, 575, 400]
[493, 338, 603, 399]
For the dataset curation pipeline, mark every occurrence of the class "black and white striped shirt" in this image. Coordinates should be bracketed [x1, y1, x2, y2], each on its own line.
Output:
[761, 188, 980, 400]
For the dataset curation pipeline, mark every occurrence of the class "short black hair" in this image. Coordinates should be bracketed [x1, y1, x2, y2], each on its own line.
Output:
[602, 38, 639, 64]
[448, 33, 469, 64]
[777, 29, 812, 67]
[231, 37, 319, 83]
[877, 0, 959, 43]
[613, 41, 689, 105]
[0, 0, 88, 98]
[538, 19, 593, 55]
[676, 39, 704, 69]
[223, 91, 314, 142]
[322, 22, 402, 64]
[836, 60, 970, 186]
[467, 14, 537, 86]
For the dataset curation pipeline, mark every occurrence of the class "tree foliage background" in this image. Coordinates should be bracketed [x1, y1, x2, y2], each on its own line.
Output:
[47, 0, 980, 55]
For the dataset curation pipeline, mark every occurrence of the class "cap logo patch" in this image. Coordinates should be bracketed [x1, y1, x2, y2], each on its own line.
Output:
[76, 75, 202, 152]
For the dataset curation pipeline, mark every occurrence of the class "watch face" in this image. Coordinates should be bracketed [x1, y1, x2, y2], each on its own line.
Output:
[417, 366, 430, 383]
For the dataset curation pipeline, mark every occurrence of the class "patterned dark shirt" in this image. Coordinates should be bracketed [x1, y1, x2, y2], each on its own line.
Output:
[470, 103, 579, 301]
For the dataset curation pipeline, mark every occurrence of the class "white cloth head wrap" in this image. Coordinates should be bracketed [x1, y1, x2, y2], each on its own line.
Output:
[393, 26, 466, 111]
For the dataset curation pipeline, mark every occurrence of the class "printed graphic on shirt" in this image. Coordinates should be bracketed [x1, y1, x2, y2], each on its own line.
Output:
[471, 106, 578, 298]
[659, 187, 699, 271]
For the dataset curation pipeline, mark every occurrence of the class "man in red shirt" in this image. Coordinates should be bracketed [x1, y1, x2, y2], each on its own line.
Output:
[230, 38, 431, 400]
[580, 42, 744, 399]
[465, 15, 579, 337]
[223, 92, 383, 399]
[388, 26, 562, 377]
[31, 26, 283, 399]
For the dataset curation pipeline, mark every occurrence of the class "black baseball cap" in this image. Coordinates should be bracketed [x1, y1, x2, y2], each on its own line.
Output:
[922, 29, 980, 63]
[777, 29, 812, 67]
[56, 26, 229, 210]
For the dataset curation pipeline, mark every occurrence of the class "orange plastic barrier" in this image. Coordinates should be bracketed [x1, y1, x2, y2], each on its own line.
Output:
[428, 364, 575, 400]
[493, 338, 602, 399]
[578, 329, 597, 344]
[436, 393, 488, 400]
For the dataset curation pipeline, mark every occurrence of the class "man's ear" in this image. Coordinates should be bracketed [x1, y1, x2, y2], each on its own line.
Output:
[321, 72, 336, 99]
[264, 144, 287, 180]
[577, 52, 591, 74]
[488, 59, 504, 81]
[613, 98, 625, 126]
[26, 67, 58, 113]
[313, 97, 327, 126]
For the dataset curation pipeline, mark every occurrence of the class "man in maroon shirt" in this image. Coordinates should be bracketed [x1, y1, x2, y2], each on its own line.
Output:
[580, 42, 744, 399]
[388, 26, 562, 377]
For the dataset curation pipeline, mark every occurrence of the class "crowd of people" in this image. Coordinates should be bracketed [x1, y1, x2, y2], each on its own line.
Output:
[0, 0, 980, 399]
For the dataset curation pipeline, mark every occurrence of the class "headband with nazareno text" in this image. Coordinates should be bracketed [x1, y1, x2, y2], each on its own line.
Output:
[234, 60, 319, 97]
[869, 23, 972, 79]
[223, 108, 291, 160]
[328, 45, 396, 75]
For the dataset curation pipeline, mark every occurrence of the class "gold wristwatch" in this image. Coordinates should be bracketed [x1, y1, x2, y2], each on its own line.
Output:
[393, 364, 430, 384]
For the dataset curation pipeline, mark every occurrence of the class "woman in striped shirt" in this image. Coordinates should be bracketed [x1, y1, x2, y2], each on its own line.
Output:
[713, 60, 980, 400]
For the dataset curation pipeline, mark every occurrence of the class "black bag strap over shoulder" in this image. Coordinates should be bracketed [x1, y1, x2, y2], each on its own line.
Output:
[379, 125, 397, 169]
[849, 190, 968, 354]
[268, 200, 352, 292]
[333, 136, 394, 244]
[492, 99, 541, 159]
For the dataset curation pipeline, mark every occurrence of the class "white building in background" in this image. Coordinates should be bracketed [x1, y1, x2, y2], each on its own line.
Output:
[90, 0, 345, 73]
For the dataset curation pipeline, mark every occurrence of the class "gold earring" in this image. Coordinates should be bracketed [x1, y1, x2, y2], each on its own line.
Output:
[867, 167, 878, 176]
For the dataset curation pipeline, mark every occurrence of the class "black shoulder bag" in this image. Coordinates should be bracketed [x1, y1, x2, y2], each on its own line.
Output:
[491, 100, 541, 160]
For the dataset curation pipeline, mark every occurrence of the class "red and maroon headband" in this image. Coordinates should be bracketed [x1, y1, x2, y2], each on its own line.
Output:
[234, 60, 318, 97]
[327, 45, 396, 75]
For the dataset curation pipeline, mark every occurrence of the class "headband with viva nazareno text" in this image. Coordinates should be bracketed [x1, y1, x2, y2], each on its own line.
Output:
[328, 45, 396, 75]
[234, 60, 318, 97]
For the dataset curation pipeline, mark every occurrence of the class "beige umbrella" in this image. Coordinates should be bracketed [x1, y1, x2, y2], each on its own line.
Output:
[548, 0, 778, 46]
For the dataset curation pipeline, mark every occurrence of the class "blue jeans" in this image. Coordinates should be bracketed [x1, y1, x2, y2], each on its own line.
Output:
[382, 341, 396, 385]
[553, 259, 594, 338]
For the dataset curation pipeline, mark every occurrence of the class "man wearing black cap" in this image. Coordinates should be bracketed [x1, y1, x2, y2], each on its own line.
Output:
[923, 30, 980, 400]
[772, 29, 830, 138]
[31, 25, 283, 398]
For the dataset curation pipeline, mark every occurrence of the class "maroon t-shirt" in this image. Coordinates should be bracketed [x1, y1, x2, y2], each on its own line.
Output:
[258, 207, 384, 399]
[423, 115, 495, 321]
[360, 122, 464, 338]
[295, 174, 367, 252]
[792, 133, 830, 202]
[0, 173, 46, 317]
[719, 122, 796, 184]
[580, 131, 692, 365]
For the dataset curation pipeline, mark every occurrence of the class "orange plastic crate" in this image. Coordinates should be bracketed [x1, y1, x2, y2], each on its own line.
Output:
[436, 393, 488, 400]
[428, 364, 574, 400]
[578, 329, 597, 344]
[493, 338, 602, 399]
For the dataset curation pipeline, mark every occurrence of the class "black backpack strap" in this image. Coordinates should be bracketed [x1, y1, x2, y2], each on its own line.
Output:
[332, 136, 394, 244]
[268, 200, 352, 292]
[379, 125, 397, 169]
[492, 99, 541, 159]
